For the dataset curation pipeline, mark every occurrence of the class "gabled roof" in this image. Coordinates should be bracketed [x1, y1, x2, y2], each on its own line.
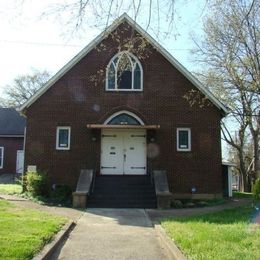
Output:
[0, 108, 26, 136]
[20, 13, 228, 115]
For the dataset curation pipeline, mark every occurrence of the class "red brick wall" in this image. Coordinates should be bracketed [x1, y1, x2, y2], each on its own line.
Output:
[25, 22, 223, 196]
[0, 137, 24, 174]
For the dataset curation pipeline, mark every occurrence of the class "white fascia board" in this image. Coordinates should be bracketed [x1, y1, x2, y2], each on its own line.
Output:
[222, 161, 236, 166]
[20, 13, 228, 115]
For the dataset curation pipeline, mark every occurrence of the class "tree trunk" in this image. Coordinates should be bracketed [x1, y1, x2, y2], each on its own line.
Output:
[246, 175, 252, 192]
[253, 136, 260, 180]
[239, 172, 243, 192]
[239, 150, 251, 192]
[248, 127, 260, 181]
[241, 172, 252, 192]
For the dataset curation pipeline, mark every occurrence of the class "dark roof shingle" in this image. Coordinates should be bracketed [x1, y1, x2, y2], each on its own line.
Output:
[0, 108, 26, 136]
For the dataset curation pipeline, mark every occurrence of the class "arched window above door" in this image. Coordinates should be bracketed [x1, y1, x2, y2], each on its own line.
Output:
[107, 113, 140, 125]
[106, 52, 143, 91]
[104, 111, 144, 125]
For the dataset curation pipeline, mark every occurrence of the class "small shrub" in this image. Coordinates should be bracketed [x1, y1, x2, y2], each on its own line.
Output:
[253, 178, 260, 200]
[171, 200, 183, 208]
[206, 198, 226, 206]
[16, 175, 27, 192]
[26, 172, 49, 197]
[184, 202, 196, 208]
[170, 198, 225, 209]
[51, 185, 72, 204]
[196, 201, 209, 207]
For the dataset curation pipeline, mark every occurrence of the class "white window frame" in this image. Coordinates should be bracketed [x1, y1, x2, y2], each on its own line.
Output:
[177, 128, 191, 152]
[105, 51, 143, 92]
[0, 147, 4, 169]
[56, 127, 71, 150]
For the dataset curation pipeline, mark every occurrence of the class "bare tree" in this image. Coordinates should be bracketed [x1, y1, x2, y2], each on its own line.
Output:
[4, 70, 51, 108]
[228, 134, 254, 191]
[0, 98, 9, 108]
[192, 0, 260, 189]
[42, 0, 181, 37]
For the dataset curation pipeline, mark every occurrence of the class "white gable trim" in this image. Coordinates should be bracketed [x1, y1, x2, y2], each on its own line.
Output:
[20, 13, 228, 114]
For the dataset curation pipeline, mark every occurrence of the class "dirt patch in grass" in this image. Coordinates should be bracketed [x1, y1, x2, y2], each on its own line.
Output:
[171, 198, 226, 208]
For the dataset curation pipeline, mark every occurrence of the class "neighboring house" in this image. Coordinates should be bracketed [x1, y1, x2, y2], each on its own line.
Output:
[0, 108, 26, 175]
[232, 173, 240, 191]
[222, 162, 235, 197]
[20, 14, 228, 207]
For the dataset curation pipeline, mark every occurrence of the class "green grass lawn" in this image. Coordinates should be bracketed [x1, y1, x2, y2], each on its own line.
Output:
[0, 199, 67, 259]
[0, 183, 72, 207]
[162, 206, 260, 260]
[233, 191, 253, 199]
[0, 184, 22, 195]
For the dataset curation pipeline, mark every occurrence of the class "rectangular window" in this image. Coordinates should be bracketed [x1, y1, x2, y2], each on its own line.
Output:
[177, 128, 191, 151]
[0, 147, 4, 168]
[56, 127, 71, 150]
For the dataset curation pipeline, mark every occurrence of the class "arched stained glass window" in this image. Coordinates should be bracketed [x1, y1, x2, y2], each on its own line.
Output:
[106, 52, 143, 91]
[107, 113, 141, 125]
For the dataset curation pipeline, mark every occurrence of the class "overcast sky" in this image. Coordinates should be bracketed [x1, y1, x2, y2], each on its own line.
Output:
[0, 0, 205, 95]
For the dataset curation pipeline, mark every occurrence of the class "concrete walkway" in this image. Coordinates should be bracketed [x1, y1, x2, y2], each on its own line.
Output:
[0, 194, 252, 260]
[52, 209, 173, 260]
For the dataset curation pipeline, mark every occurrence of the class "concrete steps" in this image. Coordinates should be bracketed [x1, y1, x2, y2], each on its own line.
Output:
[88, 175, 157, 208]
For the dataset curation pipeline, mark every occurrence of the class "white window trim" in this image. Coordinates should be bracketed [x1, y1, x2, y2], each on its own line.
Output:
[177, 128, 191, 152]
[56, 127, 71, 150]
[0, 147, 4, 169]
[105, 51, 143, 92]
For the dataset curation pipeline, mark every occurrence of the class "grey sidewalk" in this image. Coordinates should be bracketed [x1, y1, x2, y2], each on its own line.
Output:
[52, 208, 173, 260]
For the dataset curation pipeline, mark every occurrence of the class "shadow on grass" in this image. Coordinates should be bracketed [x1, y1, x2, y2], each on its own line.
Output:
[233, 191, 253, 199]
[162, 205, 260, 225]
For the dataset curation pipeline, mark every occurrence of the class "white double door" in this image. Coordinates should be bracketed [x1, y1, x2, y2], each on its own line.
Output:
[101, 129, 146, 175]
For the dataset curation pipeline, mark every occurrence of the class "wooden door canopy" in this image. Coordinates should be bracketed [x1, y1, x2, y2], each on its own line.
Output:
[87, 124, 160, 129]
